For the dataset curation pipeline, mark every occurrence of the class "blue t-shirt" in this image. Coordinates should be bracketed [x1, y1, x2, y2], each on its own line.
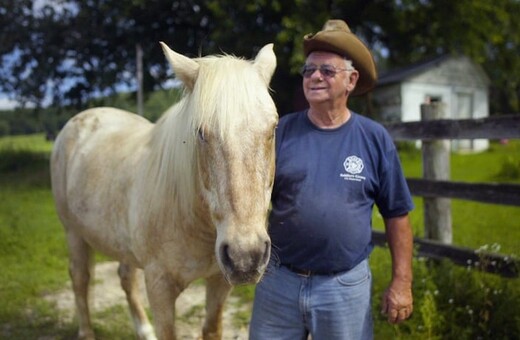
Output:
[269, 110, 414, 273]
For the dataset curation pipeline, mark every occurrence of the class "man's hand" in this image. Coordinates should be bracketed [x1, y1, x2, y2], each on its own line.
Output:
[381, 279, 413, 324]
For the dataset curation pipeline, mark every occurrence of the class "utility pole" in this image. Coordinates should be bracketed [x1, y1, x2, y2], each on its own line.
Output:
[136, 43, 143, 116]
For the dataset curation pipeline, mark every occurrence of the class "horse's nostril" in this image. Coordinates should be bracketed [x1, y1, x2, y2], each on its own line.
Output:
[220, 244, 234, 270]
[262, 240, 271, 264]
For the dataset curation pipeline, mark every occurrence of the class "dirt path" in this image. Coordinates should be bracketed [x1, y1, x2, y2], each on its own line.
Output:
[45, 261, 250, 339]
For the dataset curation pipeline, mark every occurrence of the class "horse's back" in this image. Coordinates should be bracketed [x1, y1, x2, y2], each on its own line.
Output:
[56, 107, 150, 145]
[51, 107, 152, 262]
[52, 107, 151, 191]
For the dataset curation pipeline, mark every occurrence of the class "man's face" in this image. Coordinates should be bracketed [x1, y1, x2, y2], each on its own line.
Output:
[302, 51, 359, 107]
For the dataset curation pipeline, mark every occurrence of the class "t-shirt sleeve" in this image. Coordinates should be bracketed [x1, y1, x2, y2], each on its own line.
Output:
[375, 138, 414, 218]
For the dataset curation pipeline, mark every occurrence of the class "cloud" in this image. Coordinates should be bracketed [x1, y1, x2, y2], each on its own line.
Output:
[0, 98, 18, 110]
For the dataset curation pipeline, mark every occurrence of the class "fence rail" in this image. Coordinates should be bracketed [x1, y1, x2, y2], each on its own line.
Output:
[384, 114, 520, 140]
[380, 110, 520, 278]
[372, 230, 518, 278]
[407, 179, 520, 206]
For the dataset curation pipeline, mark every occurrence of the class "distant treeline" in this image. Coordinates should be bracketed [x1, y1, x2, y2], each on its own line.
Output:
[0, 107, 79, 139]
[0, 88, 183, 138]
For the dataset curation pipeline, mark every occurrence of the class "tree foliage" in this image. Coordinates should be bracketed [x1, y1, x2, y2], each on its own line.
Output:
[368, 0, 520, 114]
[0, 0, 518, 115]
[0, 0, 211, 109]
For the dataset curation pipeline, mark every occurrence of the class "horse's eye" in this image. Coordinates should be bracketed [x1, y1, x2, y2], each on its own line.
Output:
[197, 128, 206, 142]
[268, 125, 277, 140]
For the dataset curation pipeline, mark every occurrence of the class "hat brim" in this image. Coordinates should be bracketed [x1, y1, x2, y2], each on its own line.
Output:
[304, 31, 377, 96]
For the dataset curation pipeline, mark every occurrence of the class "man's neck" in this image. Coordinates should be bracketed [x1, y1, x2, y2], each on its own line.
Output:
[307, 107, 351, 129]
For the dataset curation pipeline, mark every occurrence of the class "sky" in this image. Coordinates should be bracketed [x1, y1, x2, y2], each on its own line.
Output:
[0, 98, 18, 110]
[0, 0, 73, 110]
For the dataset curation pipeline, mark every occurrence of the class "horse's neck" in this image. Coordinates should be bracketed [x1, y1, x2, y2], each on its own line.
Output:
[138, 102, 201, 223]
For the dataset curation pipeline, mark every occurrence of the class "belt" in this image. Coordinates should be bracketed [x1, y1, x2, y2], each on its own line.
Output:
[283, 264, 340, 277]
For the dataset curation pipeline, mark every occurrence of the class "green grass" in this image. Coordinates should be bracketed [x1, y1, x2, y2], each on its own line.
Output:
[0, 134, 71, 337]
[0, 134, 519, 339]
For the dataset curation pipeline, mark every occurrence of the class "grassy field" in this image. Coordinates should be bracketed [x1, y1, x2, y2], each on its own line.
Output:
[0, 133, 519, 339]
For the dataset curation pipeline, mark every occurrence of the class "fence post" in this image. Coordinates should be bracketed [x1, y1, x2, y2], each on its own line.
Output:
[421, 102, 452, 244]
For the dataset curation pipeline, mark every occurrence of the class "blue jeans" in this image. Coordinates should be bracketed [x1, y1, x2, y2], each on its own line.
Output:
[249, 257, 373, 340]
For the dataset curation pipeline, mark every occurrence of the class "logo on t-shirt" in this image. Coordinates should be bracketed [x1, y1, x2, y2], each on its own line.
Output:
[344, 155, 364, 174]
[340, 155, 366, 181]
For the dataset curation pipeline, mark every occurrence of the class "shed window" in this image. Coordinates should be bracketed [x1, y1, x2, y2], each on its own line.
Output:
[425, 95, 442, 103]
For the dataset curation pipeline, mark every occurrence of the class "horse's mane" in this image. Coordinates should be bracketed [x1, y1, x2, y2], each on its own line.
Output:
[139, 54, 269, 226]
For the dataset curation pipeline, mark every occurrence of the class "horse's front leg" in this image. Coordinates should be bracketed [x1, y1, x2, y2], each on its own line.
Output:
[118, 263, 156, 340]
[203, 274, 233, 340]
[144, 265, 184, 340]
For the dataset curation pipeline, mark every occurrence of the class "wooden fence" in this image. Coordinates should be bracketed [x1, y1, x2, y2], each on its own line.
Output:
[373, 103, 520, 278]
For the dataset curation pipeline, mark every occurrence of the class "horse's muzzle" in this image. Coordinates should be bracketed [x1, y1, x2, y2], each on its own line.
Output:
[219, 240, 271, 285]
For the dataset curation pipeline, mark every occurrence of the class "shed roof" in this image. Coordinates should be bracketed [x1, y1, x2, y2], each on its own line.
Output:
[376, 55, 453, 86]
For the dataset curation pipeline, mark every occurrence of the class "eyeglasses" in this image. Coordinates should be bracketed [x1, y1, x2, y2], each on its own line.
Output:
[300, 64, 349, 78]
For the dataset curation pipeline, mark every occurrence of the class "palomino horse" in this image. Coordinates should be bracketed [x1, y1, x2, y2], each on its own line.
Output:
[50, 42, 277, 339]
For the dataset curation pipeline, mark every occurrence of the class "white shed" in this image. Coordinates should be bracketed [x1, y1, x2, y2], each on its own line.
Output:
[372, 55, 490, 152]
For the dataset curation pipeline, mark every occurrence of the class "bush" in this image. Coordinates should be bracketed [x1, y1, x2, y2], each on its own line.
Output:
[372, 244, 519, 340]
[495, 156, 520, 180]
[383, 259, 518, 339]
[0, 148, 49, 173]
[0, 120, 9, 136]
[431, 260, 519, 339]
[0, 135, 52, 187]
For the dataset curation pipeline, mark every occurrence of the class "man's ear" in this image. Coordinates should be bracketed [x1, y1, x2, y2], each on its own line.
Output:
[347, 70, 359, 94]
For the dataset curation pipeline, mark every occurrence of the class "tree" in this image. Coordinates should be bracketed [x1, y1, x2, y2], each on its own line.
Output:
[365, 0, 520, 114]
[204, 0, 520, 114]
[0, 0, 212, 109]
[1, 0, 518, 116]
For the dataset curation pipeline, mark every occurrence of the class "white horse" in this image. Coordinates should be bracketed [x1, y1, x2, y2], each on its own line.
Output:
[50, 42, 277, 340]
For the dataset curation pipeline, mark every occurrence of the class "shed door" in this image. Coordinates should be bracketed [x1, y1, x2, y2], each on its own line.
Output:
[454, 93, 473, 151]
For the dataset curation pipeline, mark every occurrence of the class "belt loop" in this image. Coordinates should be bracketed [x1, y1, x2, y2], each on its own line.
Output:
[298, 269, 312, 277]
[284, 264, 313, 277]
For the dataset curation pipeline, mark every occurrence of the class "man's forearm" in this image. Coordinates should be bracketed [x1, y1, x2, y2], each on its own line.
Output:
[384, 214, 413, 284]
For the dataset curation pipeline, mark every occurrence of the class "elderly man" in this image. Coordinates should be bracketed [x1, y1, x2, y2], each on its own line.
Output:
[249, 19, 414, 339]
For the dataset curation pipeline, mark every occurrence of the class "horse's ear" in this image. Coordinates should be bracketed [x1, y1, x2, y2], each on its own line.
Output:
[253, 43, 276, 85]
[159, 42, 200, 91]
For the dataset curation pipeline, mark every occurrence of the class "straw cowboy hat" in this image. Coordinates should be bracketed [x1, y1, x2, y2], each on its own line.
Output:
[303, 19, 377, 96]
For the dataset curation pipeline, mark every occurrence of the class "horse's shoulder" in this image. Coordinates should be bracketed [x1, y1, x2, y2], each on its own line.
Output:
[72, 107, 149, 126]
[63, 107, 149, 138]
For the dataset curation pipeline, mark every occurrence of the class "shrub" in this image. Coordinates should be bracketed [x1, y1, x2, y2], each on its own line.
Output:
[0, 120, 9, 136]
[0, 148, 49, 173]
[373, 249, 519, 339]
[413, 257, 519, 339]
[495, 156, 520, 180]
